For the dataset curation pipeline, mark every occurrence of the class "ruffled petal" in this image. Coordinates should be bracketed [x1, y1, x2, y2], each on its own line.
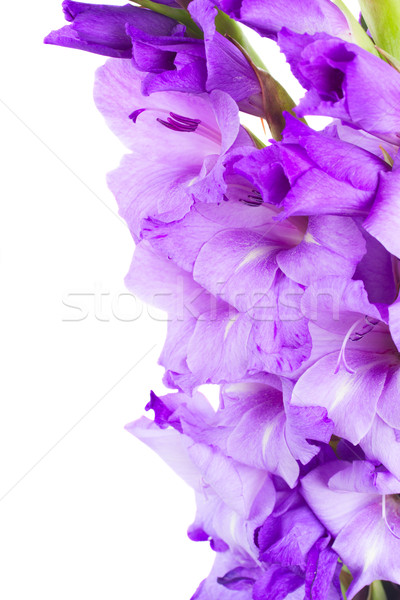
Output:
[277, 215, 366, 285]
[292, 351, 388, 445]
[301, 461, 377, 536]
[279, 29, 400, 145]
[218, 0, 349, 40]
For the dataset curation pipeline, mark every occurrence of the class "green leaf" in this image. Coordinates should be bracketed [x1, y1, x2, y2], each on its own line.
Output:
[359, 0, 400, 62]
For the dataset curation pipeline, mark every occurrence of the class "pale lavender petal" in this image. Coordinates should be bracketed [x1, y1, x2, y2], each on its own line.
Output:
[376, 367, 400, 430]
[361, 415, 400, 480]
[187, 307, 252, 384]
[334, 504, 400, 598]
[277, 215, 366, 286]
[126, 417, 204, 490]
[193, 228, 279, 312]
[301, 461, 377, 536]
[108, 153, 195, 236]
[292, 351, 388, 445]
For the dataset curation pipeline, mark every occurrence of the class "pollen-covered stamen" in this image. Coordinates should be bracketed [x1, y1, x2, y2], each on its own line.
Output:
[240, 190, 263, 207]
[129, 108, 221, 143]
[156, 114, 200, 133]
[335, 315, 380, 374]
[349, 315, 380, 342]
[241, 198, 263, 207]
[158, 112, 221, 143]
[170, 113, 201, 127]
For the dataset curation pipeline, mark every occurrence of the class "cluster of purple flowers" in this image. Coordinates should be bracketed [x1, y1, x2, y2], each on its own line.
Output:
[47, 1, 400, 598]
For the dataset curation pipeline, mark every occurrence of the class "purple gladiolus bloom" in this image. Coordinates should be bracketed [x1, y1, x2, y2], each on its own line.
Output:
[125, 178, 367, 387]
[291, 276, 400, 478]
[125, 0, 264, 116]
[145, 382, 333, 488]
[142, 198, 365, 295]
[235, 116, 400, 283]
[235, 115, 390, 219]
[130, 389, 340, 599]
[128, 390, 277, 561]
[128, 27, 208, 96]
[46, 1, 400, 596]
[125, 240, 313, 388]
[279, 28, 400, 146]
[44, 0, 179, 58]
[302, 460, 400, 597]
[133, 198, 366, 385]
[94, 58, 252, 234]
[46, 1, 265, 117]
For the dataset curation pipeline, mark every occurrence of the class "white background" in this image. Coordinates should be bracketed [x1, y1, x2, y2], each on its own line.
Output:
[0, 1, 359, 598]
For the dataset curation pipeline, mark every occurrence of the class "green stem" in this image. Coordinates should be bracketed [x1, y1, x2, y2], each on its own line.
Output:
[214, 11, 267, 69]
[129, 0, 202, 38]
[226, 35, 299, 140]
